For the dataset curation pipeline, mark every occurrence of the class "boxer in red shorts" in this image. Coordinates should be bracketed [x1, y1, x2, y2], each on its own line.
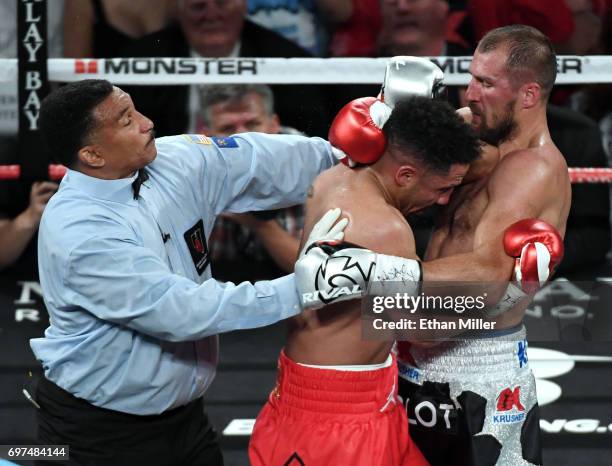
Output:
[249, 64, 481, 464]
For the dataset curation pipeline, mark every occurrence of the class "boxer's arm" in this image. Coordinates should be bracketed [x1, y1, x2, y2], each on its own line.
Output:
[422, 151, 558, 282]
[296, 152, 560, 308]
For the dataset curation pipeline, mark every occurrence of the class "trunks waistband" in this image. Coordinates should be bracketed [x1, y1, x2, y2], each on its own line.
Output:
[298, 353, 393, 371]
[273, 350, 399, 417]
[398, 326, 529, 379]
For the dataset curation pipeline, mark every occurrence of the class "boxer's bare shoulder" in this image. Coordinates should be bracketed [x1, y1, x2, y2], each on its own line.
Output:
[495, 142, 569, 195]
[304, 165, 416, 258]
[480, 142, 571, 237]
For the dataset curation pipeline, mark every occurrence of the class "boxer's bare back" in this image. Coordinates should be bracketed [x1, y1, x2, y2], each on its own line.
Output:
[286, 164, 418, 366]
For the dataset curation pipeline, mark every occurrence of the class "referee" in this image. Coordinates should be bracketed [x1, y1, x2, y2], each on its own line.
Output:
[30, 79, 339, 465]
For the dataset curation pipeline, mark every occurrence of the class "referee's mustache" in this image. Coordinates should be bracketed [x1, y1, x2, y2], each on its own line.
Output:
[147, 127, 156, 145]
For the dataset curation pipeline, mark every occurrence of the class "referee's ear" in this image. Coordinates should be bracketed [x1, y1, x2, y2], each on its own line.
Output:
[78, 146, 105, 169]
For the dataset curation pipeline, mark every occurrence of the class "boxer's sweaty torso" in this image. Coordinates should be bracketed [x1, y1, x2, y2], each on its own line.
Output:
[286, 164, 418, 366]
[426, 141, 571, 328]
[430, 145, 569, 258]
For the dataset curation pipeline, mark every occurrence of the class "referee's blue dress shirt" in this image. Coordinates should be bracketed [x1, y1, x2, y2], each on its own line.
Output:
[31, 132, 334, 415]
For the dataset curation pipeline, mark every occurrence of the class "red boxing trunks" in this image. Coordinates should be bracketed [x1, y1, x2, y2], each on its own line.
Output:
[249, 350, 428, 466]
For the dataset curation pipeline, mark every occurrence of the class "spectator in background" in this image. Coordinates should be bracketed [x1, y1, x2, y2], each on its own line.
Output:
[378, 0, 465, 57]
[197, 84, 282, 135]
[247, 0, 353, 56]
[556, 0, 607, 55]
[562, 2, 612, 139]
[121, 0, 330, 138]
[0, 180, 58, 276]
[329, 0, 381, 57]
[330, 0, 471, 58]
[62, 0, 177, 58]
[468, 0, 604, 55]
[199, 84, 304, 283]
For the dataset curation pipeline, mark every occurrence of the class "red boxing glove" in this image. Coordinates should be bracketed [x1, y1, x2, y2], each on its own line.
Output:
[503, 219, 564, 293]
[328, 97, 391, 167]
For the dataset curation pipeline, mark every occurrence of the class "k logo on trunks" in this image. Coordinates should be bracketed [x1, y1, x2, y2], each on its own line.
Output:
[496, 387, 525, 412]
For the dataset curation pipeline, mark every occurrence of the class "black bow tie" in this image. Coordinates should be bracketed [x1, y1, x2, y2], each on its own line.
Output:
[132, 168, 150, 200]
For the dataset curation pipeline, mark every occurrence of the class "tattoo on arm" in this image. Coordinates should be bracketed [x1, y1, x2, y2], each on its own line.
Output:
[307, 185, 314, 198]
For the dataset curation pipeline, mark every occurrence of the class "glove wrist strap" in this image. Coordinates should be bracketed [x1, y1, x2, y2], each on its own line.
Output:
[368, 255, 422, 296]
[486, 282, 528, 317]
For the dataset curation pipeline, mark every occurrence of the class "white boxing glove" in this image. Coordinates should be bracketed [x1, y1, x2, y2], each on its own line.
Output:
[295, 243, 422, 310]
[298, 208, 349, 259]
[380, 56, 445, 108]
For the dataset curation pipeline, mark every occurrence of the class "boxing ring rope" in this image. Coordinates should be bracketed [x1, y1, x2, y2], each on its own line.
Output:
[0, 164, 66, 181]
[567, 168, 612, 184]
[1, 56, 612, 85]
[1, 165, 611, 183]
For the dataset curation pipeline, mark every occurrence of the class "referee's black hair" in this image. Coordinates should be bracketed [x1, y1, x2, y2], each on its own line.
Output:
[383, 96, 480, 173]
[39, 79, 114, 168]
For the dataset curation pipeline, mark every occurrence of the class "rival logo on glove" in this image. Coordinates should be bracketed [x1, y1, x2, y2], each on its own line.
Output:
[300, 243, 376, 305]
[301, 284, 362, 305]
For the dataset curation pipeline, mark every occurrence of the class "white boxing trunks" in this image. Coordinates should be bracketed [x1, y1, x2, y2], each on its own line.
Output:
[397, 325, 542, 466]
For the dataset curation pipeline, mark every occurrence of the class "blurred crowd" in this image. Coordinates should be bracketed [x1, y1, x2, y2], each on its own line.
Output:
[0, 0, 611, 282]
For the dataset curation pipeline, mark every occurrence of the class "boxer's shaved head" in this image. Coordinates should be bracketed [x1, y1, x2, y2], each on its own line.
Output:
[478, 25, 557, 101]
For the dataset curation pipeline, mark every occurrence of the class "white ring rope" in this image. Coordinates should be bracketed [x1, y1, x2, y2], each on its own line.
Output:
[532, 355, 612, 363]
[1, 56, 611, 85]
